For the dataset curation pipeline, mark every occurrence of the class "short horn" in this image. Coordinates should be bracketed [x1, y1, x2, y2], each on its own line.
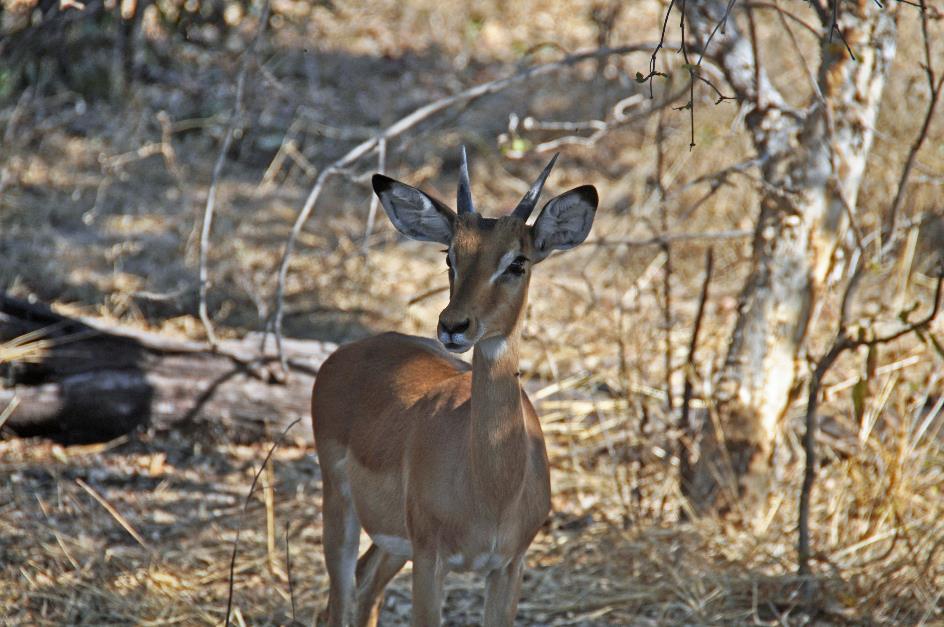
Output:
[457, 145, 475, 215]
[511, 153, 559, 221]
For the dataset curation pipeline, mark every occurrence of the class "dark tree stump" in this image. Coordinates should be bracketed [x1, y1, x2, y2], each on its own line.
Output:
[0, 293, 334, 445]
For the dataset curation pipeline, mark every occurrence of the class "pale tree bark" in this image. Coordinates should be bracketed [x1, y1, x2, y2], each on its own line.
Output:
[679, 1, 898, 511]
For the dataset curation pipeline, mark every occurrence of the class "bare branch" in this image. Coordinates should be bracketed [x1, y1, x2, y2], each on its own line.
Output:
[746, 3, 763, 110]
[657, 109, 674, 413]
[639, 0, 676, 96]
[678, 0, 697, 149]
[198, 1, 270, 348]
[797, 326, 847, 593]
[696, 0, 738, 66]
[867, 270, 943, 345]
[831, 19, 858, 60]
[694, 73, 737, 105]
[679, 248, 715, 503]
[270, 43, 660, 372]
[745, 1, 821, 36]
[883, 0, 943, 247]
[361, 136, 386, 251]
[618, 1, 738, 150]
[225, 418, 300, 627]
[809, 0, 830, 25]
[503, 86, 689, 156]
[285, 521, 296, 623]
[588, 229, 753, 248]
[838, 258, 867, 330]
[769, 0, 823, 101]
[407, 285, 450, 307]
[684, 0, 790, 109]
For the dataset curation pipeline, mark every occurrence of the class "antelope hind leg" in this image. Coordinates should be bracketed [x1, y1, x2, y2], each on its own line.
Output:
[355, 543, 407, 627]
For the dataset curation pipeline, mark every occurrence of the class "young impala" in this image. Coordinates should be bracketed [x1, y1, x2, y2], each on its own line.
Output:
[312, 148, 598, 626]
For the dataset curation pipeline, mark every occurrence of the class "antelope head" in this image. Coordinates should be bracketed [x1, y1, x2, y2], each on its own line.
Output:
[373, 148, 598, 353]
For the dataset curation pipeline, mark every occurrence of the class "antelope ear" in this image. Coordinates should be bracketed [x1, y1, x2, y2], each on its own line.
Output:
[531, 185, 598, 262]
[372, 174, 456, 245]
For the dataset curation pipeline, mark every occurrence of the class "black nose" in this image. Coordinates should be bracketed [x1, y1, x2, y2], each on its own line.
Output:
[439, 318, 470, 335]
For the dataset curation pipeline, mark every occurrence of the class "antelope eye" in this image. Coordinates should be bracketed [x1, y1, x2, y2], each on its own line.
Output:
[505, 256, 528, 276]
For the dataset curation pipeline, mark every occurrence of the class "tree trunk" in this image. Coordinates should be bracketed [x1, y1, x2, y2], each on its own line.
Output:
[0, 294, 332, 445]
[680, 2, 898, 512]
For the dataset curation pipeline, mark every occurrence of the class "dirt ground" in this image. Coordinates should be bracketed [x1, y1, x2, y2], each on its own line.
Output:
[2, 1, 944, 624]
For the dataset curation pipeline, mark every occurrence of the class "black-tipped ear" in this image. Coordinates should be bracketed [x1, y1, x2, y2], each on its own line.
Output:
[372, 174, 456, 245]
[531, 185, 598, 262]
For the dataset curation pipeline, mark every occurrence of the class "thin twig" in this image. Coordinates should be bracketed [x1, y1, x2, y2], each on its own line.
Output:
[224, 417, 300, 627]
[746, 3, 763, 110]
[508, 85, 690, 155]
[285, 521, 296, 623]
[672, 0, 737, 149]
[265, 461, 277, 574]
[770, 0, 823, 102]
[809, 0, 830, 24]
[678, 0, 697, 149]
[0, 396, 21, 433]
[361, 136, 386, 251]
[642, 0, 676, 96]
[656, 110, 674, 414]
[828, 0, 857, 60]
[197, 0, 270, 348]
[883, 0, 943, 248]
[588, 228, 753, 247]
[679, 248, 715, 505]
[696, 0, 738, 65]
[746, 1, 821, 37]
[76, 477, 154, 555]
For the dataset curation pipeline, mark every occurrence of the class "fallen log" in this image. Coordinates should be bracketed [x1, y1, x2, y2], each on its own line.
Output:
[0, 293, 335, 444]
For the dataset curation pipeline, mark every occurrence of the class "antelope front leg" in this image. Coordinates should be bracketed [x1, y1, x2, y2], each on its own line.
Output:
[410, 549, 446, 627]
[483, 556, 525, 627]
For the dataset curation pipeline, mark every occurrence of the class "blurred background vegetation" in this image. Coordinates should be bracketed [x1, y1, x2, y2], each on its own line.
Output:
[1, 0, 943, 624]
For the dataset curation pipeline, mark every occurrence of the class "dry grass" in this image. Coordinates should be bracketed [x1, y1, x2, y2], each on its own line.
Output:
[2, 390, 942, 625]
[2, 1, 944, 624]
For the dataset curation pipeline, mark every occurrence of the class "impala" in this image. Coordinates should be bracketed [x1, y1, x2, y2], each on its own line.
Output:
[312, 148, 598, 626]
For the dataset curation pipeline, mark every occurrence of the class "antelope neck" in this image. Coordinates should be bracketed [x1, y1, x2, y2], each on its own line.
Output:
[469, 334, 528, 508]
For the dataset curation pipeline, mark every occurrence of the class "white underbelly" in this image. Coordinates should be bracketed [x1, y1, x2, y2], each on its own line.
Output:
[447, 551, 510, 572]
[366, 534, 510, 573]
